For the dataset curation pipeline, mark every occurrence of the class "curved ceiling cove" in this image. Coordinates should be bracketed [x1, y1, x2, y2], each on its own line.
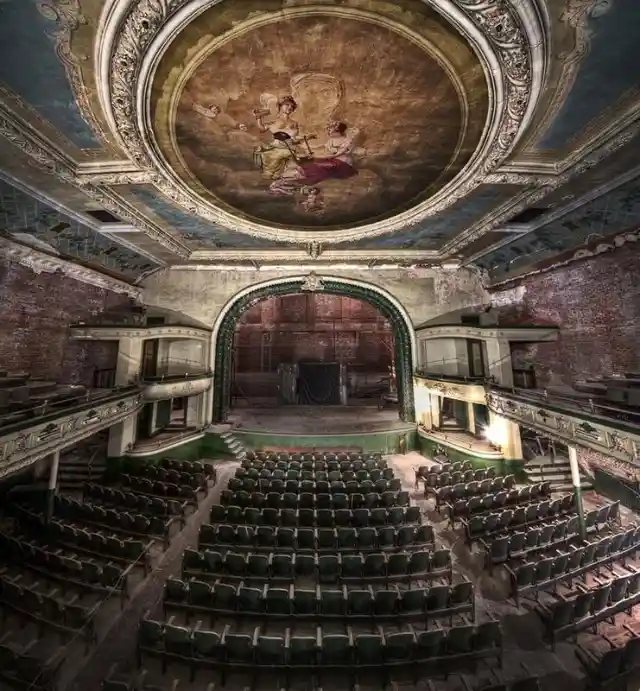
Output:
[102, 0, 543, 243]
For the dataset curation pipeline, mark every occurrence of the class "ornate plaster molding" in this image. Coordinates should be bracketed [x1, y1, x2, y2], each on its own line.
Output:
[487, 227, 640, 290]
[0, 103, 188, 257]
[414, 375, 487, 404]
[300, 273, 325, 292]
[98, 0, 543, 244]
[143, 375, 212, 401]
[187, 249, 442, 264]
[70, 325, 211, 341]
[75, 169, 160, 186]
[36, 0, 110, 146]
[414, 324, 558, 342]
[443, 118, 640, 255]
[0, 235, 142, 298]
[487, 389, 640, 465]
[0, 391, 143, 480]
[519, 0, 615, 151]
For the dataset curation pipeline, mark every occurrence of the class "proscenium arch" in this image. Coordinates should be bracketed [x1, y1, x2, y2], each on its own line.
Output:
[208, 276, 417, 423]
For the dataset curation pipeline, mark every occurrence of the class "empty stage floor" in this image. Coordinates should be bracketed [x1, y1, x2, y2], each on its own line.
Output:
[228, 406, 412, 435]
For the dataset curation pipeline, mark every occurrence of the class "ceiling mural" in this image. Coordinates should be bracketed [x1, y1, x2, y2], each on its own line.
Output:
[0, 0, 637, 277]
[475, 173, 640, 279]
[162, 13, 479, 231]
[0, 178, 159, 281]
[0, 0, 101, 151]
[537, 1, 640, 151]
[146, 0, 495, 243]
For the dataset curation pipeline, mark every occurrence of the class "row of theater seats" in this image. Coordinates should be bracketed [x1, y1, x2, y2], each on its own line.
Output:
[199, 523, 435, 552]
[241, 458, 388, 473]
[0, 454, 209, 691]
[220, 489, 410, 510]
[162, 578, 475, 624]
[433, 477, 537, 508]
[507, 520, 637, 605]
[244, 450, 384, 463]
[209, 504, 421, 527]
[229, 477, 403, 494]
[82, 484, 186, 519]
[136, 615, 503, 684]
[462, 495, 578, 541]
[236, 466, 395, 481]
[446, 487, 553, 525]
[182, 547, 451, 584]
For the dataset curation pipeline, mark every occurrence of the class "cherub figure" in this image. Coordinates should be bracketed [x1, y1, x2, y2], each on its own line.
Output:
[300, 186, 325, 214]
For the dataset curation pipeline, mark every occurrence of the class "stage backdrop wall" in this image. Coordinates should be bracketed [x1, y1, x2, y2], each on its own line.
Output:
[234, 293, 393, 398]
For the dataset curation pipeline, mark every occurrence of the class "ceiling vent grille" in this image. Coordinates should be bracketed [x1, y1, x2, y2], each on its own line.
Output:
[86, 209, 123, 224]
[507, 207, 548, 224]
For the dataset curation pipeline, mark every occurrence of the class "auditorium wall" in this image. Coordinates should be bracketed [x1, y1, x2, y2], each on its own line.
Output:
[0, 258, 130, 384]
[140, 266, 489, 331]
[491, 243, 640, 388]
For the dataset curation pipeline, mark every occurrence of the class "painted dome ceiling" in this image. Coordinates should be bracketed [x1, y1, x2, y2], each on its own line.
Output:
[150, 1, 488, 235]
[0, 0, 638, 285]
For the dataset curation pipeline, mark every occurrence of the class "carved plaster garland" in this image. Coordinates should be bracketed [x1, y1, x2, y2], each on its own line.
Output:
[444, 119, 640, 256]
[0, 235, 142, 298]
[104, 0, 541, 244]
[0, 104, 189, 257]
[36, 0, 110, 145]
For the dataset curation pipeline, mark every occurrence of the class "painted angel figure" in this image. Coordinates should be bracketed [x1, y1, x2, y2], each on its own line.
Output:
[252, 93, 316, 195]
[193, 102, 248, 131]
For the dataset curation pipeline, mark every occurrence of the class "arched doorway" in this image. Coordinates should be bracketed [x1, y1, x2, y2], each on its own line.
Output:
[210, 275, 416, 422]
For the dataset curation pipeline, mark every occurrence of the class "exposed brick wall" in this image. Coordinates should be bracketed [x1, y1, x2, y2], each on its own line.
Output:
[577, 447, 638, 482]
[492, 244, 640, 387]
[0, 259, 131, 385]
[235, 294, 393, 397]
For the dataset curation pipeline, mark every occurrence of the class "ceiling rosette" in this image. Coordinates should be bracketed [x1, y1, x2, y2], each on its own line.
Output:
[97, 0, 547, 244]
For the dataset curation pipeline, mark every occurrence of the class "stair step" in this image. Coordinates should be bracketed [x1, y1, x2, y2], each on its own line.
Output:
[524, 461, 571, 470]
[526, 470, 572, 480]
[552, 482, 594, 492]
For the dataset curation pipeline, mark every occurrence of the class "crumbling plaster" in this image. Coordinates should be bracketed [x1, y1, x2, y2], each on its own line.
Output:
[140, 267, 489, 328]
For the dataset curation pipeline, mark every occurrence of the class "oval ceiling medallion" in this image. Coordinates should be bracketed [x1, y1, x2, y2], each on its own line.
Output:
[148, 1, 492, 239]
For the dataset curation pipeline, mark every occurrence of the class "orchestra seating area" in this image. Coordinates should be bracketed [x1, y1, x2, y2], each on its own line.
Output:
[0, 448, 639, 691]
[0, 456, 217, 690]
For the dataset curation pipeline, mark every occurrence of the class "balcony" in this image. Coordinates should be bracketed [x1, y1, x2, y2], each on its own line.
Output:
[141, 364, 213, 401]
[0, 386, 143, 479]
[414, 371, 487, 404]
[486, 385, 640, 465]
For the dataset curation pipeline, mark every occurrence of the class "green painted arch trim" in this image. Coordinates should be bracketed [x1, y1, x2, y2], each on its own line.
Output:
[212, 279, 415, 423]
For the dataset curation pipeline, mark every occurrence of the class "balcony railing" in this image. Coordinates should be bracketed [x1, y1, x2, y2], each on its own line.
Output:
[414, 370, 486, 384]
[141, 361, 212, 383]
[489, 384, 640, 430]
[0, 385, 141, 434]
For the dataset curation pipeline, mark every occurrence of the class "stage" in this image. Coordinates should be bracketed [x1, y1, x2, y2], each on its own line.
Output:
[220, 404, 417, 454]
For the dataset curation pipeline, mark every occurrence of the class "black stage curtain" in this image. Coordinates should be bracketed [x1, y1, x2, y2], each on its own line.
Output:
[298, 362, 340, 405]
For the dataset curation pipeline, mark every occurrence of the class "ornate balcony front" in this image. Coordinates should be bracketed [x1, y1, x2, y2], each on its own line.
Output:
[486, 386, 640, 469]
[142, 371, 213, 401]
[414, 371, 487, 404]
[0, 387, 143, 480]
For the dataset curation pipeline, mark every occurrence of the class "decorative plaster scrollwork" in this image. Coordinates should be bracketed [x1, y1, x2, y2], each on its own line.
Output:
[0, 104, 189, 258]
[0, 236, 142, 298]
[300, 272, 325, 292]
[36, 0, 109, 145]
[103, 0, 541, 244]
[75, 170, 160, 186]
[446, 120, 640, 256]
[488, 227, 640, 289]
